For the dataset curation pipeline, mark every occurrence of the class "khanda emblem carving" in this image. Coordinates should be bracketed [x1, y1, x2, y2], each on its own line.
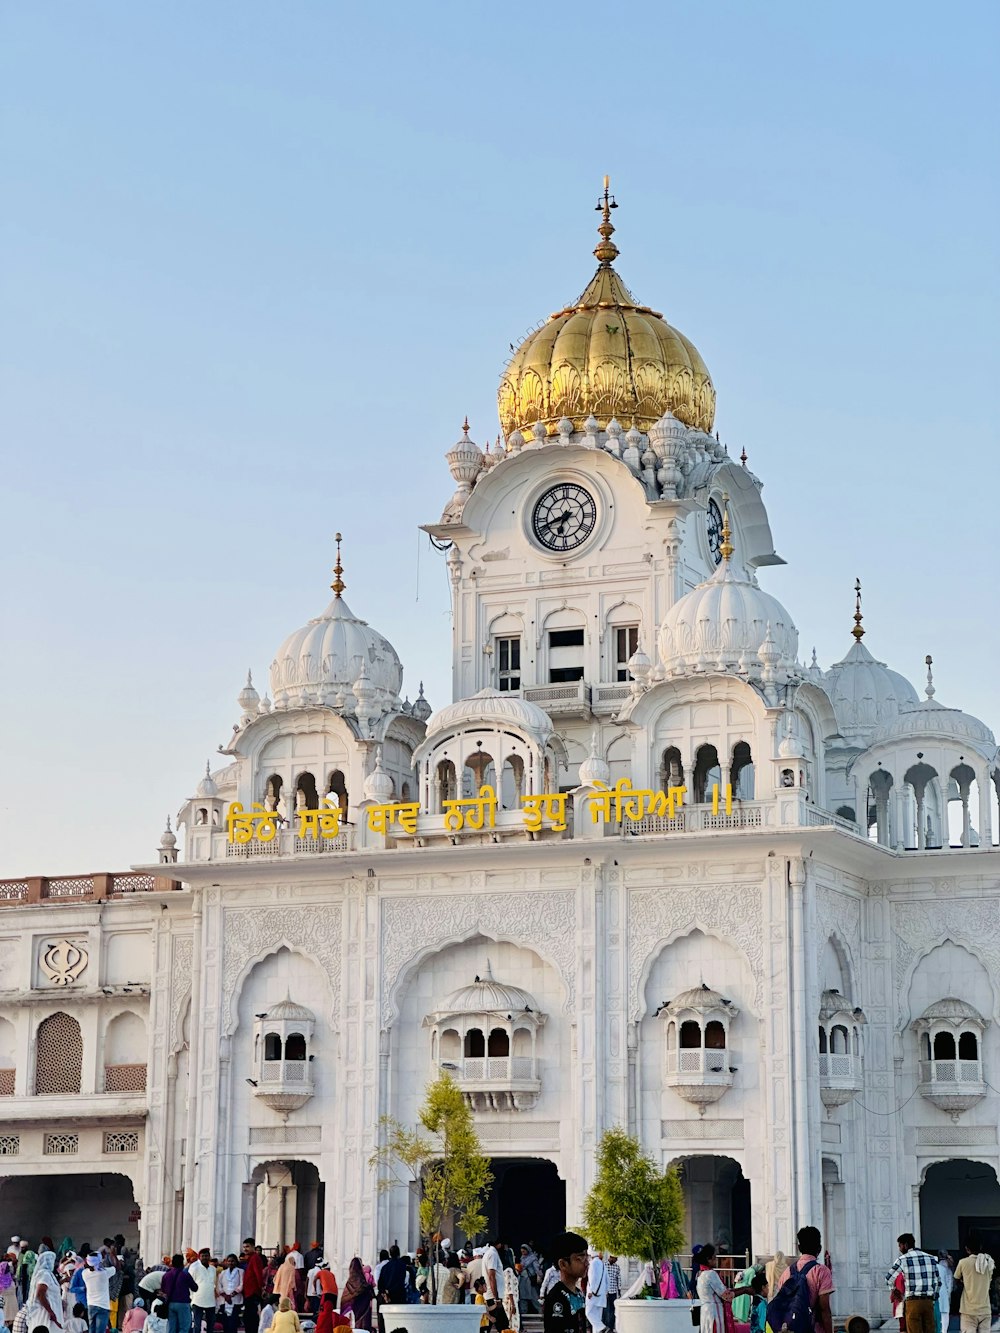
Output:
[40, 939, 88, 986]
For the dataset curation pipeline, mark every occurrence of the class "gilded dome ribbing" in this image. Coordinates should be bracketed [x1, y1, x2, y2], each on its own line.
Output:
[498, 183, 716, 438]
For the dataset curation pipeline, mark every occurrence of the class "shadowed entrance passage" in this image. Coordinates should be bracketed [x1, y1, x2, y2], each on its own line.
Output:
[486, 1158, 565, 1250]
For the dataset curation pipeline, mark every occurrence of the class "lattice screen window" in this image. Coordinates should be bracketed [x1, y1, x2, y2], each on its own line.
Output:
[103, 1130, 139, 1154]
[43, 1132, 79, 1155]
[34, 1012, 83, 1094]
[0, 1069, 14, 1096]
[104, 1064, 147, 1093]
[0, 1135, 19, 1155]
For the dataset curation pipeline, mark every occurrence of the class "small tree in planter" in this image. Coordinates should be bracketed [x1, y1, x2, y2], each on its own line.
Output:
[371, 1073, 493, 1304]
[583, 1126, 686, 1299]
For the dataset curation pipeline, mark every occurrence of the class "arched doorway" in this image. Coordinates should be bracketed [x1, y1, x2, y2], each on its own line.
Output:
[245, 1160, 324, 1251]
[489, 1158, 565, 1251]
[920, 1159, 1000, 1253]
[0, 1172, 139, 1246]
[673, 1155, 751, 1258]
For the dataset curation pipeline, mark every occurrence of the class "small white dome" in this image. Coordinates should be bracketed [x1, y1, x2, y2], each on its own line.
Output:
[438, 963, 540, 1016]
[579, 733, 611, 787]
[823, 640, 919, 741]
[363, 751, 394, 802]
[916, 997, 985, 1025]
[658, 560, 797, 676]
[265, 997, 315, 1023]
[423, 688, 553, 746]
[196, 761, 218, 798]
[873, 698, 996, 756]
[159, 817, 177, 849]
[664, 983, 736, 1016]
[269, 595, 403, 713]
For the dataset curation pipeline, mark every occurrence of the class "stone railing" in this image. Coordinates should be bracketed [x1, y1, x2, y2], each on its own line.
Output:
[0, 873, 181, 907]
[104, 1063, 148, 1093]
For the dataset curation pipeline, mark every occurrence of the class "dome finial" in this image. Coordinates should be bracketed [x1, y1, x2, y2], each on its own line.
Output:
[925, 654, 935, 699]
[593, 174, 620, 266]
[719, 493, 734, 562]
[852, 577, 865, 641]
[331, 531, 346, 599]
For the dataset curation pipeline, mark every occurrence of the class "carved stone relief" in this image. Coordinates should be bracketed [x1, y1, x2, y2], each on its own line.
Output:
[221, 906, 343, 1032]
[39, 938, 88, 986]
[891, 897, 1000, 1025]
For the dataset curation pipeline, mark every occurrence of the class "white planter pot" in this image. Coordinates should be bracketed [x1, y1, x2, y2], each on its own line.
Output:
[378, 1303, 486, 1332]
[616, 1297, 697, 1333]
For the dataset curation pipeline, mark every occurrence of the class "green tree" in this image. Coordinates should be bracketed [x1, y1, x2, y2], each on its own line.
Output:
[582, 1126, 686, 1298]
[370, 1073, 493, 1303]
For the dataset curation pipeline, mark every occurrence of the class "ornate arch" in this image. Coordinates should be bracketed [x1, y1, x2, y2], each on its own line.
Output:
[627, 885, 763, 1021]
[892, 902, 1000, 1029]
[380, 891, 576, 1026]
[222, 906, 342, 1035]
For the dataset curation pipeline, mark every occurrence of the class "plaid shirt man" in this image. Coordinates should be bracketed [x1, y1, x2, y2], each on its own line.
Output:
[606, 1260, 621, 1296]
[886, 1249, 942, 1300]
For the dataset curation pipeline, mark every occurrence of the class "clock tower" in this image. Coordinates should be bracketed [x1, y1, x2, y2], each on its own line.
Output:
[425, 185, 785, 785]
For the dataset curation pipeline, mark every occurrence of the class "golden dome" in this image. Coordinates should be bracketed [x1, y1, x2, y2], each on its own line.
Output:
[498, 182, 716, 438]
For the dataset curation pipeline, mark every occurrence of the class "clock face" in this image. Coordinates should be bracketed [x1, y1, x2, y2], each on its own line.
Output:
[531, 483, 598, 552]
[707, 498, 724, 566]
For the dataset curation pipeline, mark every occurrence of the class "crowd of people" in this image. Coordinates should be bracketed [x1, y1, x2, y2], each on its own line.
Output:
[0, 1226, 996, 1333]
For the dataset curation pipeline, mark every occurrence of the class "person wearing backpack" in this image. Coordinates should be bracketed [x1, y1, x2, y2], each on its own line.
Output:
[767, 1227, 834, 1333]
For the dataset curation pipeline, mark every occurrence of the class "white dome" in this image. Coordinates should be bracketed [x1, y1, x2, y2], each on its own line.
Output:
[823, 640, 919, 741]
[437, 963, 540, 1017]
[917, 997, 985, 1025]
[664, 984, 736, 1016]
[873, 698, 996, 756]
[423, 688, 553, 746]
[658, 560, 797, 676]
[269, 595, 403, 713]
[265, 997, 315, 1023]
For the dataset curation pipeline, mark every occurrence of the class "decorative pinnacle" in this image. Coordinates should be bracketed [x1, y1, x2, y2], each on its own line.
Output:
[720, 493, 734, 562]
[593, 174, 620, 265]
[740, 447, 748, 468]
[925, 654, 935, 699]
[462, 415, 470, 434]
[331, 532, 346, 599]
[852, 578, 865, 641]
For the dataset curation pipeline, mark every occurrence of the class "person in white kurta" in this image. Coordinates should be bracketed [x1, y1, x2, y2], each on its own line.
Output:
[586, 1253, 609, 1333]
[696, 1248, 730, 1333]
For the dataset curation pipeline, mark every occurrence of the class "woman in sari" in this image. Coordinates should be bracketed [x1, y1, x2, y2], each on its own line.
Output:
[697, 1246, 732, 1333]
[272, 1258, 298, 1310]
[339, 1259, 373, 1332]
[26, 1251, 64, 1333]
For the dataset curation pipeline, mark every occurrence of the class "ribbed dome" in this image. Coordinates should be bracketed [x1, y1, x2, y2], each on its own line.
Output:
[658, 559, 797, 676]
[424, 688, 553, 745]
[873, 698, 996, 754]
[665, 984, 734, 1015]
[823, 640, 918, 741]
[917, 998, 984, 1024]
[269, 595, 403, 712]
[440, 963, 540, 1016]
[498, 190, 715, 438]
[265, 997, 315, 1022]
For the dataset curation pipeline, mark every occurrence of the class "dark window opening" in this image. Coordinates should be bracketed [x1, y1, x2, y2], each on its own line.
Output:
[285, 1032, 307, 1061]
[487, 1028, 510, 1057]
[549, 629, 584, 648]
[958, 1031, 979, 1060]
[464, 1029, 485, 1058]
[263, 1033, 282, 1061]
[549, 666, 585, 683]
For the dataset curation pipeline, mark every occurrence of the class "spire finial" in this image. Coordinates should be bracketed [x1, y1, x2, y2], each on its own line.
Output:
[331, 532, 346, 599]
[719, 492, 734, 562]
[205, 759, 211, 779]
[740, 447, 748, 468]
[593, 174, 620, 265]
[852, 577, 865, 641]
[925, 654, 935, 699]
[462, 415, 470, 434]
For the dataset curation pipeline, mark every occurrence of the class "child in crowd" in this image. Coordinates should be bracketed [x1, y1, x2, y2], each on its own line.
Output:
[65, 1305, 88, 1333]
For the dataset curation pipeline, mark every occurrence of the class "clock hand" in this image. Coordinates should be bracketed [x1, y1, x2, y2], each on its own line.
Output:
[549, 508, 572, 532]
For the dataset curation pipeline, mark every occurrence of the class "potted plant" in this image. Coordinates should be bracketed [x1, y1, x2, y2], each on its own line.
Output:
[370, 1072, 493, 1329]
[583, 1126, 687, 1333]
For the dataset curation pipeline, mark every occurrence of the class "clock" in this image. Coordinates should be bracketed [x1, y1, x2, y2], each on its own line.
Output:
[706, 498, 724, 566]
[531, 483, 598, 552]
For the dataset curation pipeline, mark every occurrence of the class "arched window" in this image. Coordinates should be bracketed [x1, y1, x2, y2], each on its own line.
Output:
[921, 1032, 932, 1061]
[196, 808, 208, 825]
[704, 1021, 726, 1050]
[932, 1031, 956, 1060]
[487, 1028, 510, 1057]
[659, 747, 685, 793]
[264, 774, 283, 812]
[693, 745, 721, 804]
[818, 1027, 828, 1054]
[35, 1012, 83, 1095]
[296, 771, 319, 811]
[0, 1017, 16, 1096]
[904, 761, 939, 850]
[836, 806, 856, 823]
[401, 781, 411, 802]
[284, 1033, 307, 1061]
[263, 1032, 282, 1061]
[679, 1020, 702, 1049]
[327, 769, 349, 815]
[730, 742, 754, 799]
[958, 1031, 979, 1060]
[464, 1029, 485, 1058]
[439, 1029, 461, 1062]
[436, 760, 457, 808]
[831, 1025, 849, 1055]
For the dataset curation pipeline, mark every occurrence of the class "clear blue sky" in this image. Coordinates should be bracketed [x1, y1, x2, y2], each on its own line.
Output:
[2, 1, 997, 875]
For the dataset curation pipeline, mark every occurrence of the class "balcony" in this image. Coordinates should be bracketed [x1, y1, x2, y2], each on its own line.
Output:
[255, 1059, 314, 1113]
[522, 681, 592, 718]
[665, 1049, 734, 1110]
[443, 1055, 541, 1113]
[918, 1059, 986, 1119]
[104, 1063, 147, 1093]
[818, 1052, 862, 1110]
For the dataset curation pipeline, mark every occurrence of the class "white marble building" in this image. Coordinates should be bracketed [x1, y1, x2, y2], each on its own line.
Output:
[2, 189, 1000, 1315]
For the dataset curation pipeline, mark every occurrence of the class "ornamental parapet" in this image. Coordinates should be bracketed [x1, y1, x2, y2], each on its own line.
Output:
[0, 873, 182, 907]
